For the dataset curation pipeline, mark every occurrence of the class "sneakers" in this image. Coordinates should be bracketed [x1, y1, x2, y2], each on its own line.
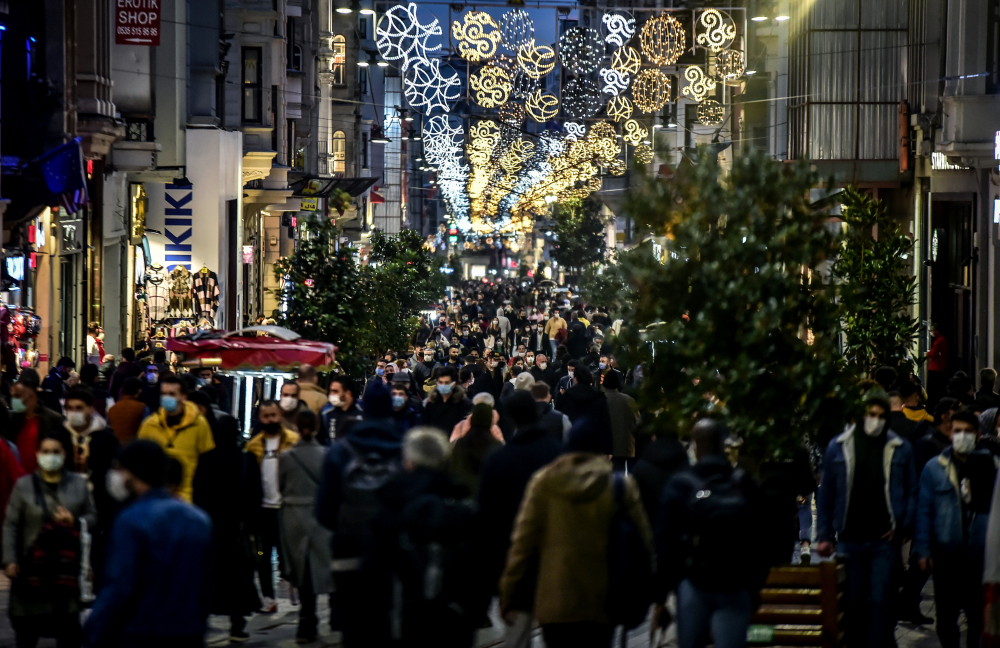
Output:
[799, 543, 812, 565]
[229, 630, 250, 643]
[260, 597, 278, 614]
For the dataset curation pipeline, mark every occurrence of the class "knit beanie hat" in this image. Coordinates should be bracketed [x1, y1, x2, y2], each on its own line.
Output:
[362, 382, 392, 419]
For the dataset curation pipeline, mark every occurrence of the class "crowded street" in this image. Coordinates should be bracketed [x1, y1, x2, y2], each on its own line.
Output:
[3, 0, 1000, 646]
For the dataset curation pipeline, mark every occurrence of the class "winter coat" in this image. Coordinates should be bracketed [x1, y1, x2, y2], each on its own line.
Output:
[565, 320, 588, 358]
[450, 409, 504, 443]
[632, 436, 689, 524]
[816, 425, 917, 543]
[421, 385, 473, 434]
[108, 360, 142, 400]
[6, 406, 67, 474]
[191, 445, 262, 617]
[555, 384, 613, 446]
[915, 428, 952, 475]
[107, 394, 149, 444]
[495, 308, 511, 340]
[63, 414, 120, 532]
[499, 453, 652, 624]
[280, 401, 312, 433]
[0, 443, 24, 534]
[544, 315, 567, 339]
[279, 439, 334, 593]
[448, 431, 503, 498]
[913, 447, 998, 559]
[245, 427, 300, 465]
[605, 389, 639, 457]
[320, 402, 364, 444]
[137, 401, 216, 502]
[535, 401, 571, 441]
[84, 490, 213, 646]
[299, 382, 329, 414]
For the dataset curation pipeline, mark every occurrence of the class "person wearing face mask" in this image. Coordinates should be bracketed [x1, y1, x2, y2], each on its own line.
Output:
[421, 368, 473, 434]
[529, 353, 557, 389]
[6, 369, 66, 474]
[277, 381, 310, 432]
[494, 307, 511, 344]
[137, 374, 216, 503]
[816, 392, 916, 648]
[39, 356, 75, 412]
[412, 345, 440, 388]
[555, 360, 579, 396]
[544, 311, 567, 359]
[320, 377, 364, 444]
[525, 320, 547, 356]
[138, 364, 163, 413]
[913, 410, 996, 648]
[390, 379, 422, 434]
[246, 400, 300, 613]
[3, 431, 96, 648]
[85, 440, 214, 648]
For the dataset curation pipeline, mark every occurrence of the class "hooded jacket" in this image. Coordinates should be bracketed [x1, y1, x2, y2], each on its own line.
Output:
[494, 308, 511, 340]
[421, 385, 473, 434]
[499, 453, 652, 624]
[138, 401, 216, 502]
[64, 412, 121, 529]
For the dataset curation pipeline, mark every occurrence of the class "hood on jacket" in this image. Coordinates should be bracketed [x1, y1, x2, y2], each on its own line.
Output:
[154, 400, 202, 429]
[496, 308, 504, 318]
[427, 384, 467, 404]
[64, 412, 109, 438]
[544, 452, 612, 503]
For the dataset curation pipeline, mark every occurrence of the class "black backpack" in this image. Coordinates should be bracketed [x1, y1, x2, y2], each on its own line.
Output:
[678, 468, 751, 588]
[336, 440, 401, 559]
[607, 473, 654, 631]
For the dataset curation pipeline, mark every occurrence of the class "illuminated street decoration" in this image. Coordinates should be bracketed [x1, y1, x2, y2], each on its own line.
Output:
[376, 3, 442, 72]
[565, 122, 586, 139]
[715, 49, 746, 80]
[510, 67, 539, 99]
[452, 11, 502, 62]
[559, 26, 604, 75]
[404, 58, 460, 113]
[697, 99, 724, 125]
[681, 65, 716, 101]
[623, 119, 648, 145]
[640, 14, 686, 65]
[526, 89, 560, 122]
[611, 45, 642, 75]
[632, 69, 671, 113]
[517, 40, 557, 79]
[603, 12, 636, 47]
[696, 9, 736, 53]
[600, 68, 630, 96]
[498, 102, 525, 124]
[634, 144, 654, 163]
[470, 64, 512, 108]
[501, 9, 535, 52]
[607, 96, 634, 122]
[562, 77, 601, 119]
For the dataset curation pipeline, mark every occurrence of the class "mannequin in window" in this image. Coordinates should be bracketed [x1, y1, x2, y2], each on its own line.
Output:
[168, 266, 193, 318]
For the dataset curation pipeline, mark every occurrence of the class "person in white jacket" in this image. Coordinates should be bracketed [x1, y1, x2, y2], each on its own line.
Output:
[495, 307, 511, 343]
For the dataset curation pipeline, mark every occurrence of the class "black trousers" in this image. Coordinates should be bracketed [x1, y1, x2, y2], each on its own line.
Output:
[13, 614, 82, 648]
[933, 552, 985, 648]
[334, 570, 386, 647]
[256, 507, 282, 599]
[542, 623, 614, 648]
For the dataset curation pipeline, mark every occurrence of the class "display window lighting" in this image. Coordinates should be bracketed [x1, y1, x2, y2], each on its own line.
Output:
[775, 15, 790, 21]
[751, 15, 768, 21]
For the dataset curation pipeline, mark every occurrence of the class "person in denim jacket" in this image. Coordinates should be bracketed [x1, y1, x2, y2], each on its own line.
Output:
[816, 392, 917, 648]
[913, 410, 998, 648]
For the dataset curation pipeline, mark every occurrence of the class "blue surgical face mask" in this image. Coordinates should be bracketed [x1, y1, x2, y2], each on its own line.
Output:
[391, 395, 406, 409]
[599, 362, 607, 370]
[376, 367, 385, 376]
[10, 397, 26, 414]
[437, 383, 453, 395]
[160, 395, 179, 413]
[196, 377, 208, 386]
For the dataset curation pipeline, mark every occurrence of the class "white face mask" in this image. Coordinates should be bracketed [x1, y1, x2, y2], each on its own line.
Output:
[863, 416, 886, 437]
[37, 453, 65, 473]
[67, 411, 89, 429]
[106, 469, 130, 502]
[952, 431, 977, 455]
[537, 362, 547, 370]
[279, 396, 298, 412]
[328, 394, 343, 408]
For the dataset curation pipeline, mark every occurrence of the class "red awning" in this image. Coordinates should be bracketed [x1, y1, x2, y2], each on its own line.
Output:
[166, 335, 337, 371]
[370, 185, 386, 204]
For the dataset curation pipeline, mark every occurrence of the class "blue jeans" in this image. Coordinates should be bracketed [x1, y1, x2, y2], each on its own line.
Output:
[550, 339, 559, 358]
[677, 579, 752, 648]
[838, 540, 897, 648]
[797, 493, 813, 542]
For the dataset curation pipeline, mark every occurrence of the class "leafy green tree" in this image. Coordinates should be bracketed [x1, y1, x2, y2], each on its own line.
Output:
[578, 249, 638, 319]
[551, 195, 607, 272]
[834, 187, 919, 376]
[619, 148, 856, 457]
[272, 219, 443, 377]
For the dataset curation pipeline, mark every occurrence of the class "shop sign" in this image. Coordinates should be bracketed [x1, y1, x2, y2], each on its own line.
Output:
[242, 245, 254, 264]
[163, 183, 192, 270]
[115, 0, 161, 46]
[5, 256, 24, 281]
[301, 197, 319, 211]
[60, 218, 84, 255]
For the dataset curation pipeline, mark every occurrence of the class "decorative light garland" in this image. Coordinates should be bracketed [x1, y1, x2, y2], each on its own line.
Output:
[697, 99, 724, 125]
[559, 26, 604, 75]
[452, 11, 502, 62]
[498, 102, 525, 124]
[562, 77, 602, 119]
[470, 64, 512, 108]
[611, 45, 642, 75]
[603, 12, 636, 47]
[639, 13, 686, 66]
[606, 96, 634, 122]
[376, 3, 442, 72]
[696, 9, 736, 53]
[599, 68, 630, 96]
[565, 122, 586, 139]
[623, 119, 648, 145]
[404, 58, 461, 113]
[634, 144, 654, 164]
[632, 68, 671, 113]
[715, 49, 746, 80]
[681, 65, 716, 101]
[501, 9, 535, 52]
[517, 40, 557, 79]
[525, 89, 560, 122]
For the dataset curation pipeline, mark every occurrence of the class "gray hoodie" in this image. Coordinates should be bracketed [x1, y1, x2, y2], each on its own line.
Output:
[495, 308, 511, 340]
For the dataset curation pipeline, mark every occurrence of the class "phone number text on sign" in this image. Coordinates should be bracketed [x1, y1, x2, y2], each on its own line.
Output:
[115, 0, 161, 46]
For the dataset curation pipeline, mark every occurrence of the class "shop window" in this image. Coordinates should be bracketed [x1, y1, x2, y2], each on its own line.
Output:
[333, 131, 346, 174]
[242, 47, 262, 122]
[332, 35, 346, 86]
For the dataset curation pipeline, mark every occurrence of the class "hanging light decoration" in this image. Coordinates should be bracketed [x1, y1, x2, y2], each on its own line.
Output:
[470, 64, 512, 108]
[559, 26, 604, 75]
[510, 67, 539, 99]
[602, 12, 636, 47]
[696, 9, 736, 53]
[634, 144, 654, 164]
[452, 11, 502, 62]
[517, 40, 557, 79]
[599, 68, 630, 96]
[632, 69, 672, 113]
[404, 58, 461, 113]
[681, 65, 716, 101]
[565, 122, 586, 139]
[498, 102, 525, 124]
[639, 13, 686, 65]
[697, 99, 724, 125]
[562, 77, 602, 119]
[611, 45, 642, 75]
[715, 49, 746, 80]
[623, 119, 648, 145]
[606, 96, 634, 122]
[375, 3, 442, 72]
[501, 9, 534, 52]
[525, 89, 560, 122]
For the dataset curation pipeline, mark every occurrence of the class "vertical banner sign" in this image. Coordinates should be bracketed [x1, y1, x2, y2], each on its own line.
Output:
[164, 184, 193, 270]
[115, 0, 161, 46]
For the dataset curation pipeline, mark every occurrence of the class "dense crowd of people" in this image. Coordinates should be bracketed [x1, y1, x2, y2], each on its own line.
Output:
[0, 278, 999, 648]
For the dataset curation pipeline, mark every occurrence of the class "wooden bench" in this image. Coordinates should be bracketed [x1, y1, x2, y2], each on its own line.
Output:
[747, 562, 846, 647]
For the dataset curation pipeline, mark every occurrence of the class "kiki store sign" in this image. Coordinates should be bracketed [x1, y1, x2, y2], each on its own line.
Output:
[115, 0, 160, 46]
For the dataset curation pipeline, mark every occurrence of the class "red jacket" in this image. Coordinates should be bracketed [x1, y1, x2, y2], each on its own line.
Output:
[928, 333, 948, 372]
[0, 440, 25, 532]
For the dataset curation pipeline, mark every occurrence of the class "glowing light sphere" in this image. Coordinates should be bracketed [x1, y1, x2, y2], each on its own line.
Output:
[608, 158, 627, 176]
[499, 102, 525, 124]
[403, 58, 461, 113]
[562, 78, 602, 120]
[623, 119, 648, 145]
[452, 11, 502, 62]
[606, 96, 634, 122]
[681, 66, 716, 101]
[634, 144, 654, 164]
[632, 69, 672, 113]
[599, 68, 629, 96]
[470, 64, 512, 108]
[611, 45, 642, 75]
[640, 14, 686, 66]
[697, 99, 724, 125]
[716, 49, 746, 80]
[696, 9, 736, 53]
[526, 89, 560, 122]
[602, 12, 636, 47]
[559, 26, 604, 75]
[501, 9, 534, 52]
[517, 40, 557, 79]
[510, 67, 539, 99]
[376, 3, 442, 72]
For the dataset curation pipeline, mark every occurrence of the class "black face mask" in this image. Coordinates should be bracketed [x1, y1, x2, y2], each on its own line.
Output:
[261, 421, 282, 435]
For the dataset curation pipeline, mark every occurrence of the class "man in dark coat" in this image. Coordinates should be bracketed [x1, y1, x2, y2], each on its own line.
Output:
[108, 347, 141, 399]
[632, 432, 689, 524]
[554, 367, 612, 447]
[421, 368, 473, 434]
[565, 311, 588, 359]
[529, 382, 569, 441]
[6, 369, 66, 473]
[40, 356, 74, 411]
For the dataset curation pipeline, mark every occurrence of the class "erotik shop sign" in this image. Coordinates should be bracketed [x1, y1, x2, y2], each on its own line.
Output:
[115, 0, 160, 46]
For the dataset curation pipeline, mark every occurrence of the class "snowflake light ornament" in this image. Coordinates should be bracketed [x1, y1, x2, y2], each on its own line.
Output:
[510, 67, 539, 100]
[452, 11, 502, 62]
[376, 3, 442, 72]
[470, 65, 512, 108]
[600, 68, 630, 96]
[640, 13, 686, 65]
[632, 69, 672, 113]
[404, 58, 461, 113]
[559, 27, 604, 75]
[526, 89, 560, 122]
[517, 40, 557, 79]
[422, 114, 464, 164]
[606, 96, 634, 122]
[603, 12, 636, 47]
[562, 78, 601, 119]
[501, 10, 534, 52]
[623, 119, 648, 145]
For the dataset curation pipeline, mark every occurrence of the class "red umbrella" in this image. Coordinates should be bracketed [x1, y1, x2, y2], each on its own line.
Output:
[166, 327, 337, 371]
